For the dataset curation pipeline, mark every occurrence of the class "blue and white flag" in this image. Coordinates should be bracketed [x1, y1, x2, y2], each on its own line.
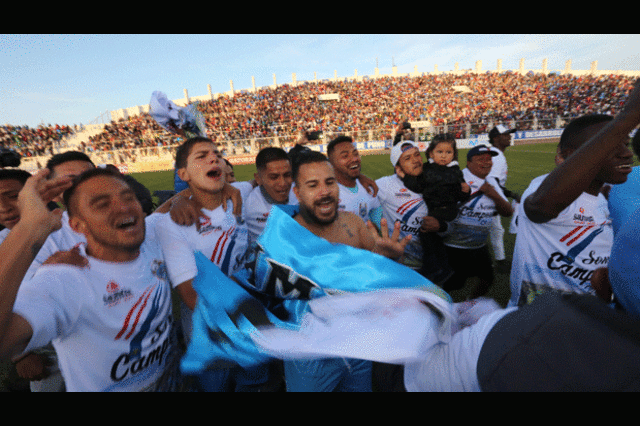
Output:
[149, 91, 207, 138]
[182, 204, 455, 374]
[180, 250, 296, 375]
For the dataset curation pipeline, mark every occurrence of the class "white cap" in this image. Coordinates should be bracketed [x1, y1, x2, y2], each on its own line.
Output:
[390, 141, 419, 166]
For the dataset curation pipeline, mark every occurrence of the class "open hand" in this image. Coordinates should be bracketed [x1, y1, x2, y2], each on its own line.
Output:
[367, 218, 412, 260]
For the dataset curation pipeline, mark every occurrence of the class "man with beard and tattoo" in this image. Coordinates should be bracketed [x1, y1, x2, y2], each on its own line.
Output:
[271, 150, 410, 392]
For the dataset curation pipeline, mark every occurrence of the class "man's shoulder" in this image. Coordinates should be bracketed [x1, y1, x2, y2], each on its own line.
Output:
[375, 174, 401, 191]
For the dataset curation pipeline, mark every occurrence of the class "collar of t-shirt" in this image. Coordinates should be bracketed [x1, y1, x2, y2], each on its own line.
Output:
[259, 184, 288, 205]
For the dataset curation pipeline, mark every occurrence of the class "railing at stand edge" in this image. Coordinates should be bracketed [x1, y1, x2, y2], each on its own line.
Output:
[13, 117, 573, 173]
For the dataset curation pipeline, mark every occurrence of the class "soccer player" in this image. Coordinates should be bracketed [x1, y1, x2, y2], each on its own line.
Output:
[0, 169, 32, 243]
[509, 113, 634, 307]
[278, 151, 409, 392]
[243, 147, 298, 245]
[0, 168, 181, 391]
[326, 136, 382, 224]
[155, 137, 270, 391]
[375, 141, 445, 277]
[486, 125, 520, 272]
[439, 145, 514, 298]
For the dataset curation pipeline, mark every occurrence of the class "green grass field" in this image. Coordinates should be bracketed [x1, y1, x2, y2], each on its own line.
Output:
[0, 142, 563, 391]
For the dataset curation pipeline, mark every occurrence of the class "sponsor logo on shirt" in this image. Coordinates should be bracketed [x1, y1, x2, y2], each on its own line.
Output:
[198, 215, 223, 236]
[256, 212, 270, 223]
[104, 281, 133, 307]
[395, 189, 412, 198]
[572, 207, 595, 223]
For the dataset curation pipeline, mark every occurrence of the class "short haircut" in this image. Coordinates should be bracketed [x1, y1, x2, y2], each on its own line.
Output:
[292, 150, 330, 184]
[326, 135, 354, 157]
[558, 114, 613, 157]
[0, 168, 31, 185]
[255, 147, 290, 171]
[63, 167, 131, 217]
[46, 151, 95, 177]
[174, 136, 215, 169]
[427, 133, 459, 161]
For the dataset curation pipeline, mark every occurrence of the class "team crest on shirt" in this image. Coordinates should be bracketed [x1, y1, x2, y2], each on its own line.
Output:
[151, 259, 169, 281]
[103, 281, 133, 307]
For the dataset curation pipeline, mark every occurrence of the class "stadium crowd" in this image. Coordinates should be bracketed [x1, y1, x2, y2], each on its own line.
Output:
[1, 71, 640, 392]
[78, 72, 638, 154]
[0, 124, 75, 158]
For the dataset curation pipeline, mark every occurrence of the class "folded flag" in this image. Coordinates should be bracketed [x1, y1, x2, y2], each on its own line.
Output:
[180, 251, 297, 375]
[250, 288, 449, 364]
[183, 204, 456, 374]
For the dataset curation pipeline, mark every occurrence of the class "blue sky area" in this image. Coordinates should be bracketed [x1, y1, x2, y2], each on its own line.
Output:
[1, 34, 638, 128]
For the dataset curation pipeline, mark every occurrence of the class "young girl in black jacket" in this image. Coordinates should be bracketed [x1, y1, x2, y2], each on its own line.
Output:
[397, 134, 470, 286]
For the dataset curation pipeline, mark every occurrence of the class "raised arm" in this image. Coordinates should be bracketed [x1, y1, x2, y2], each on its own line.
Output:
[524, 78, 640, 223]
[0, 170, 72, 358]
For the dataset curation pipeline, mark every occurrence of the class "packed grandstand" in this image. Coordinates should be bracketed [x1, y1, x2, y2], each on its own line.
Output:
[2, 71, 636, 172]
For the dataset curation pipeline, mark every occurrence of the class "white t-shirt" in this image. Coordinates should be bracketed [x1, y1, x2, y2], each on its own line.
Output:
[155, 207, 249, 343]
[14, 238, 177, 392]
[231, 180, 254, 203]
[0, 227, 10, 245]
[375, 174, 429, 270]
[337, 180, 381, 222]
[155, 208, 249, 287]
[487, 147, 508, 187]
[508, 174, 614, 307]
[242, 185, 298, 245]
[403, 306, 516, 392]
[441, 168, 508, 249]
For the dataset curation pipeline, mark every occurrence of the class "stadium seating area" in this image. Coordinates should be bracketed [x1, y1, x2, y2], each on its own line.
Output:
[2, 71, 636, 164]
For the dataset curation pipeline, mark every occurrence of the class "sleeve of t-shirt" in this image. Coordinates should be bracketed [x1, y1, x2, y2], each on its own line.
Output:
[13, 266, 85, 354]
[154, 213, 197, 288]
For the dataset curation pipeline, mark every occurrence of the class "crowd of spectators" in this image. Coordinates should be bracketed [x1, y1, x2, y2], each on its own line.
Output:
[3, 72, 636, 159]
[0, 124, 75, 158]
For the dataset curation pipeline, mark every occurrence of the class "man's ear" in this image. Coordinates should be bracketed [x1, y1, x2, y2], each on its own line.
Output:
[394, 164, 405, 178]
[177, 167, 190, 183]
[254, 171, 262, 186]
[555, 147, 568, 166]
[68, 215, 87, 236]
[293, 183, 299, 201]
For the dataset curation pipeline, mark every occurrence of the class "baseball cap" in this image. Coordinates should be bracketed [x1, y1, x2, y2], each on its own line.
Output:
[390, 141, 419, 166]
[489, 124, 516, 140]
[467, 144, 499, 161]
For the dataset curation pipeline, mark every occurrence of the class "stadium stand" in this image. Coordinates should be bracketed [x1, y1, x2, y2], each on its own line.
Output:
[6, 69, 638, 173]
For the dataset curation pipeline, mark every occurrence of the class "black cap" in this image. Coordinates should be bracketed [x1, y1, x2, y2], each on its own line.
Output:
[467, 144, 499, 161]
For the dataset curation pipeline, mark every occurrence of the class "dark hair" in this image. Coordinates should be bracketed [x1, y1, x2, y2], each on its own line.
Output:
[292, 150, 329, 184]
[255, 147, 290, 171]
[45, 151, 95, 177]
[174, 136, 215, 169]
[427, 133, 459, 161]
[631, 129, 640, 158]
[326, 135, 354, 157]
[63, 167, 130, 217]
[0, 168, 31, 185]
[558, 114, 614, 157]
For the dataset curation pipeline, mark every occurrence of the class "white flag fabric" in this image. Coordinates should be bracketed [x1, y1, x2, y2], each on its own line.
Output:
[250, 288, 456, 364]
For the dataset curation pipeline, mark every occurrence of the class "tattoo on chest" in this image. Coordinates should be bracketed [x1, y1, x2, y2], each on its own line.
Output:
[341, 222, 355, 238]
